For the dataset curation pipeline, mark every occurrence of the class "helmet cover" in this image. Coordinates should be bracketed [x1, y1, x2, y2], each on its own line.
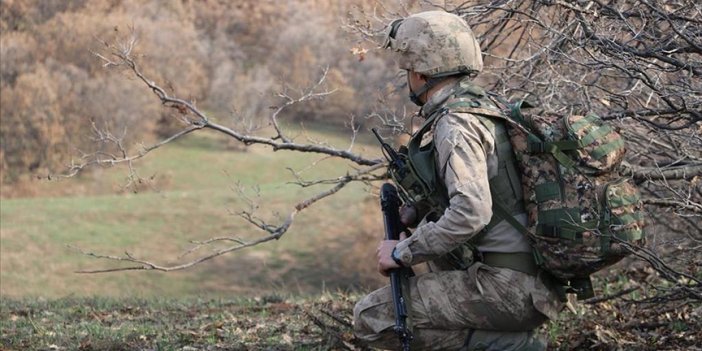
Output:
[382, 11, 483, 77]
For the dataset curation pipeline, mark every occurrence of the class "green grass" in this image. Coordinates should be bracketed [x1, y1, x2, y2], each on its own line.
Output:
[0, 125, 383, 299]
[0, 294, 361, 350]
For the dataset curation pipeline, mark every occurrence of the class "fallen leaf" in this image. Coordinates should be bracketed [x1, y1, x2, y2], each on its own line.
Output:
[350, 46, 368, 61]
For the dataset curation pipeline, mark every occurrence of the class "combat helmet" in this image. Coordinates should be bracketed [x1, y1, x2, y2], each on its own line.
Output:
[382, 11, 483, 78]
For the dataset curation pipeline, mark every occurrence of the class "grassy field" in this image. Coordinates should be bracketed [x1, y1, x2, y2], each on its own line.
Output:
[2, 125, 699, 350]
[0, 125, 385, 299]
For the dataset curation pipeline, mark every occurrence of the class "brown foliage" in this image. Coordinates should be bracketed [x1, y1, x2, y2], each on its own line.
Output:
[1, 64, 79, 181]
[0, 30, 37, 84]
[0, 0, 404, 187]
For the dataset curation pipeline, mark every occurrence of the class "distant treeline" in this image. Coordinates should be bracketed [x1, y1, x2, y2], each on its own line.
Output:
[0, 0, 406, 184]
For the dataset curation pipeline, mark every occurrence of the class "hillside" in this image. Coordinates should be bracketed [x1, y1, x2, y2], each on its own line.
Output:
[2, 286, 700, 350]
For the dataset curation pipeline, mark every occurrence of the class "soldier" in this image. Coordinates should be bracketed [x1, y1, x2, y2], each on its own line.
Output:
[354, 11, 563, 350]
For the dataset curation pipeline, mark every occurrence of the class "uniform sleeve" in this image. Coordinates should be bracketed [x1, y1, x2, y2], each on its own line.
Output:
[394, 113, 495, 266]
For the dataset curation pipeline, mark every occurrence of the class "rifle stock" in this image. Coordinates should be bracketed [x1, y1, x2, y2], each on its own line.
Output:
[379, 183, 413, 351]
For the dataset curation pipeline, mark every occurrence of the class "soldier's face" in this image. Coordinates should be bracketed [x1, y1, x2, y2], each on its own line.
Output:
[406, 71, 426, 94]
[406, 70, 428, 105]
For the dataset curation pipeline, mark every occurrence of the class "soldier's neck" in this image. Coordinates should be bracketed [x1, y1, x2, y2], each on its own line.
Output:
[420, 77, 462, 117]
[425, 77, 460, 101]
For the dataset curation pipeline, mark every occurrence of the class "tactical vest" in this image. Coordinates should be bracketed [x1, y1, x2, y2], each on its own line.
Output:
[390, 81, 525, 267]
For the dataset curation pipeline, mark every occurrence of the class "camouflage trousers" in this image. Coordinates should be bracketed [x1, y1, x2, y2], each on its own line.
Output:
[353, 262, 561, 350]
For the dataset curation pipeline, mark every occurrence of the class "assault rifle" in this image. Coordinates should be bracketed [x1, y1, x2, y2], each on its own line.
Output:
[379, 183, 413, 351]
[371, 128, 409, 180]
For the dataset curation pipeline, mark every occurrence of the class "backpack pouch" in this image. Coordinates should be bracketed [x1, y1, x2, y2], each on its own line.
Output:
[601, 178, 646, 255]
[565, 114, 626, 174]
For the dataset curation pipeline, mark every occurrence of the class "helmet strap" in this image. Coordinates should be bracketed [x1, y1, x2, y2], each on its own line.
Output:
[408, 76, 442, 107]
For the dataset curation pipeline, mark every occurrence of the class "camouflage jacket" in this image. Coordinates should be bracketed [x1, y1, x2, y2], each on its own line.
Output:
[394, 77, 532, 267]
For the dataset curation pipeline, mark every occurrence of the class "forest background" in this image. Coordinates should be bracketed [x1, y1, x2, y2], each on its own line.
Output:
[1, 0, 700, 350]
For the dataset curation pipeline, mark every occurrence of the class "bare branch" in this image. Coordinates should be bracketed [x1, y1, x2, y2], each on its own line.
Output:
[87, 34, 383, 171]
[584, 286, 641, 305]
[52, 122, 203, 181]
[643, 198, 702, 214]
[270, 66, 337, 143]
[621, 162, 702, 182]
[71, 162, 381, 273]
[615, 239, 702, 300]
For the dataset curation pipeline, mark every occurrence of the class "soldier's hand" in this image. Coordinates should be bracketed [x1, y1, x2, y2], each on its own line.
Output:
[399, 205, 417, 227]
[376, 232, 408, 277]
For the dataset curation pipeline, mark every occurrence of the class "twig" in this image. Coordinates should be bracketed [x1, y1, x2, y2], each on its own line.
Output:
[584, 287, 641, 305]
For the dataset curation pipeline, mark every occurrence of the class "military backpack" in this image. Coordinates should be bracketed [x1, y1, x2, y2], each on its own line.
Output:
[391, 82, 646, 299]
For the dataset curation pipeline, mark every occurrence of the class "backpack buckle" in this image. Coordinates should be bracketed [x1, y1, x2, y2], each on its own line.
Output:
[538, 224, 560, 238]
[602, 208, 612, 225]
[528, 141, 545, 153]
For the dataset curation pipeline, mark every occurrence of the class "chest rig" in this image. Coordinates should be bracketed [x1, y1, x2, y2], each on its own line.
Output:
[390, 80, 525, 248]
[388, 109, 449, 224]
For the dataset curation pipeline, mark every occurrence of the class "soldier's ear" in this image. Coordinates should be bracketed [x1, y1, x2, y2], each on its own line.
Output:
[408, 71, 428, 85]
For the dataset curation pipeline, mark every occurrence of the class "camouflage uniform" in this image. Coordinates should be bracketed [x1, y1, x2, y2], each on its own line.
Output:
[354, 79, 562, 350]
[354, 12, 563, 350]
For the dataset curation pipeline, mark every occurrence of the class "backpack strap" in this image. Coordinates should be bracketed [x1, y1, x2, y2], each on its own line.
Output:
[444, 95, 525, 232]
[489, 186, 531, 237]
[485, 95, 582, 171]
